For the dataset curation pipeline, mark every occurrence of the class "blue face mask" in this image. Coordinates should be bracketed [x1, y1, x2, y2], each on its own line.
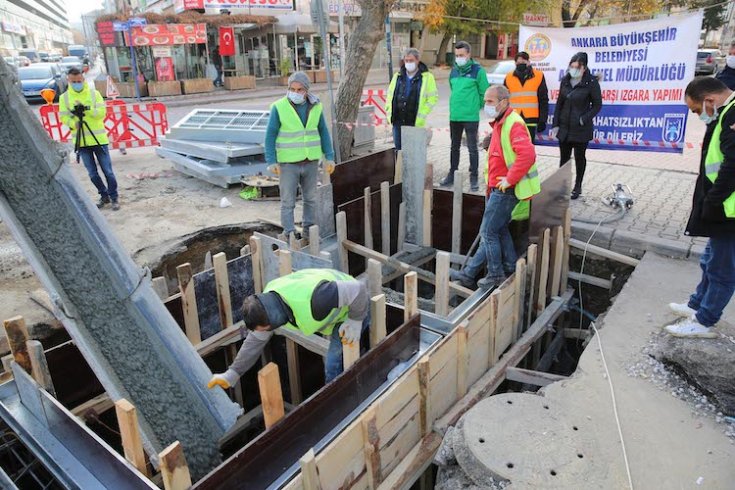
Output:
[71, 82, 85, 92]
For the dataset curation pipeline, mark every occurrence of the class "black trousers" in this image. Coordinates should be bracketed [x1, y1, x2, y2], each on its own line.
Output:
[559, 141, 588, 190]
[449, 121, 479, 178]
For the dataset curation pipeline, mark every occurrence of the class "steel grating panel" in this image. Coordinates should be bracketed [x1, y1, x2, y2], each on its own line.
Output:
[169, 109, 270, 144]
[160, 138, 264, 163]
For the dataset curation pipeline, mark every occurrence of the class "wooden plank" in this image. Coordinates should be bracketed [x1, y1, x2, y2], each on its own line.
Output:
[115, 399, 149, 476]
[362, 407, 382, 488]
[456, 324, 469, 398]
[506, 367, 568, 387]
[176, 263, 201, 345]
[569, 238, 640, 266]
[336, 211, 349, 273]
[286, 338, 303, 405]
[404, 272, 418, 323]
[513, 258, 527, 342]
[535, 229, 551, 316]
[434, 251, 450, 317]
[204, 251, 213, 270]
[364, 187, 374, 250]
[397, 202, 406, 252]
[3, 316, 31, 373]
[26, 340, 56, 397]
[309, 225, 320, 256]
[376, 433, 442, 490]
[370, 294, 387, 348]
[488, 291, 500, 364]
[381, 181, 391, 256]
[568, 271, 613, 289]
[213, 252, 233, 328]
[71, 393, 114, 418]
[258, 362, 285, 429]
[249, 235, 264, 294]
[422, 190, 432, 247]
[30, 288, 54, 314]
[276, 328, 330, 357]
[560, 207, 571, 290]
[279, 249, 293, 277]
[289, 233, 300, 251]
[151, 277, 168, 300]
[394, 150, 402, 184]
[367, 258, 383, 299]
[451, 171, 464, 255]
[525, 243, 538, 332]
[300, 449, 322, 490]
[550, 226, 564, 298]
[417, 357, 431, 437]
[343, 341, 360, 370]
[159, 441, 192, 490]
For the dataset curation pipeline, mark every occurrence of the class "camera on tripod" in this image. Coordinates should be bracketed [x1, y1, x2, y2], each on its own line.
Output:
[71, 103, 89, 120]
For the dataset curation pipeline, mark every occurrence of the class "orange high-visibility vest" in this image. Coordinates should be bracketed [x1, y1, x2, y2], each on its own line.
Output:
[505, 68, 543, 120]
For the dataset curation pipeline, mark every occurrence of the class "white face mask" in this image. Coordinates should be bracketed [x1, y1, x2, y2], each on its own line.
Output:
[484, 104, 498, 119]
[455, 56, 468, 67]
[727, 55, 735, 69]
[287, 91, 305, 105]
[699, 100, 718, 125]
[404, 62, 417, 73]
[568, 67, 582, 79]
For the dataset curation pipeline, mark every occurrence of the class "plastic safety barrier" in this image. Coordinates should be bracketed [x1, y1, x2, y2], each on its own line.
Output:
[361, 89, 387, 124]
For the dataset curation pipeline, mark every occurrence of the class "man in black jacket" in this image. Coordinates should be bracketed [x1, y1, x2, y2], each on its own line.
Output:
[666, 77, 735, 338]
[716, 41, 735, 90]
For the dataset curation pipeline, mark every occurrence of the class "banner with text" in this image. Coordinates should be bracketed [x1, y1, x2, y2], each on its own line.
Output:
[519, 13, 702, 153]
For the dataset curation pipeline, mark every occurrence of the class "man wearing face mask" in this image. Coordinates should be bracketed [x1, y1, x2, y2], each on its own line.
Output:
[504, 51, 549, 142]
[441, 41, 489, 192]
[385, 48, 438, 151]
[265, 71, 335, 240]
[450, 85, 540, 290]
[715, 41, 735, 90]
[665, 77, 735, 338]
[59, 67, 119, 210]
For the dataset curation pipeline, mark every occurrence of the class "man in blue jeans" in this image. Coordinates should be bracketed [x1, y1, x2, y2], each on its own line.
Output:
[666, 77, 735, 338]
[265, 71, 335, 239]
[207, 269, 369, 389]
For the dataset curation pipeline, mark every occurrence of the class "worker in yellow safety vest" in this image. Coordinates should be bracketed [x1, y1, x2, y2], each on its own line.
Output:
[504, 51, 549, 142]
[665, 77, 735, 338]
[264, 71, 335, 240]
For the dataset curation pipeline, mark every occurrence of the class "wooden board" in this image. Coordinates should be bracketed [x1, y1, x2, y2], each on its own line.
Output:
[529, 161, 572, 244]
[431, 189, 484, 255]
[331, 148, 395, 208]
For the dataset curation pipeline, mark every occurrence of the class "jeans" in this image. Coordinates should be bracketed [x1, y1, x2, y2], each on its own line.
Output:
[214, 67, 223, 86]
[687, 235, 735, 327]
[324, 315, 371, 382]
[559, 141, 588, 190]
[279, 161, 318, 236]
[475, 189, 518, 281]
[79, 144, 117, 201]
[449, 121, 479, 178]
[392, 123, 403, 151]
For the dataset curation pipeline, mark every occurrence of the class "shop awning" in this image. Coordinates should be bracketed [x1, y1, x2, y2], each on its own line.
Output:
[274, 12, 338, 34]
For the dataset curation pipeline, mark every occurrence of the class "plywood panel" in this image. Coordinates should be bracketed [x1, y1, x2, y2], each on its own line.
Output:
[379, 412, 421, 476]
[427, 333, 458, 381]
[332, 149, 395, 207]
[429, 356, 459, 422]
[314, 420, 365, 490]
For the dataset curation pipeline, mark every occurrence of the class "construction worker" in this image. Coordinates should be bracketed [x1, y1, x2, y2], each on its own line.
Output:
[59, 67, 119, 210]
[451, 85, 540, 290]
[265, 71, 335, 240]
[665, 77, 735, 338]
[504, 51, 549, 142]
[208, 269, 369, 388]
[715, 41, 735, 90]
[385, 47, 439, 151]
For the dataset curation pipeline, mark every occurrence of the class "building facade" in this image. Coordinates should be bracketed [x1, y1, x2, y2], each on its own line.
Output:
[0, 0, 73, 56]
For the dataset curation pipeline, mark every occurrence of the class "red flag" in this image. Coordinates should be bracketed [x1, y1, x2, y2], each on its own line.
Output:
[219, 27, 235, 56]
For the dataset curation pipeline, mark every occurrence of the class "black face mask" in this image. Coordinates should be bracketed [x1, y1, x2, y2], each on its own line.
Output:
[516, 63, 529, 73]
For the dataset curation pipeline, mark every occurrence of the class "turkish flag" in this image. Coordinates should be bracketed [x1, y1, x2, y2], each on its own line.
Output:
[219, 27, 235, 56]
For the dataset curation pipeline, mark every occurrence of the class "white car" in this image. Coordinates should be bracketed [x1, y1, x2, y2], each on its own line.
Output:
[486, 60, 516, 86]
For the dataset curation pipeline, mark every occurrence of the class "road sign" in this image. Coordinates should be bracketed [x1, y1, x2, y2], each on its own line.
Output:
[113, 21, 128, 32]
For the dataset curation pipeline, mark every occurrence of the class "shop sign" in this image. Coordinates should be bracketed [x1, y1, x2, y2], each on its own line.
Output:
[152, 46, 172, 57]
[113, 21, 129, 32]
[130, 23, 207, 46]
[522, 13, 550, 26]
[203, 0, 293, 10]
[2, 21, 26, 36]
[96, 21, 121, 46]
[328, 0, 425, 16]
[175, 0, 204, 11]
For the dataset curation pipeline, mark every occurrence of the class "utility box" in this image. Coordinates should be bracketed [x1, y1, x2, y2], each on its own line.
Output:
[354, 105, 375, 148]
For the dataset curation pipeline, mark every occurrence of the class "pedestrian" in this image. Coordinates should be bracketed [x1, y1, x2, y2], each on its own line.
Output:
[212, 46, 223, 87]
[665, 77, 735, 338]
[207, 268, 369, 386]
[59, 67, 119, 210]
[450, 85, 540, 290]
[385, 47, 439, 151]
[504, 51, 549, 142]
[550, 52, 602, 200]
[265, 71, 335, 240]
[715, 41, 735, 90]
[440, 41, 489, 192]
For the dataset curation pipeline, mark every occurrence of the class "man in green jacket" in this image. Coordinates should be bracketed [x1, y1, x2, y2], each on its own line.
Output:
[440, 41, 489, 192]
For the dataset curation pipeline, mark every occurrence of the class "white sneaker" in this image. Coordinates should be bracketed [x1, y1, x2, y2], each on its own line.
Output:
[668, 302, 696, 318]
[664, 316, 717, 338]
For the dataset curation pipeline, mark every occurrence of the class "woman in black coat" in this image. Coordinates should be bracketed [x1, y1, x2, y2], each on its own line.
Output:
[551, 52, 603, 199]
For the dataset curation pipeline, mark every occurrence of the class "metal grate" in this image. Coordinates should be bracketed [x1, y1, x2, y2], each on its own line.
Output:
[175, 110, 270, 131]
[0, 422, 63, 490]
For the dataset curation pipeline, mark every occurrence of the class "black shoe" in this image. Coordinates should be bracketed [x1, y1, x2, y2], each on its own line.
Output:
[571, 187, 581, 200]
[97, 197, 111, 209]
[439, 174, 454, 187]
[111, 200, 120, 211]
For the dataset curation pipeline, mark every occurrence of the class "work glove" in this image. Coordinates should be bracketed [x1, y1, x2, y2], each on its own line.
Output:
[496, 177, 511, 192]
[322, 160, 335, 175]
[537, 121, 546, 132]
[267, 164, 280, 175]
[338, 318, 362, 346]
[207, 369, 239, 390]
[549, 127, 559, 139]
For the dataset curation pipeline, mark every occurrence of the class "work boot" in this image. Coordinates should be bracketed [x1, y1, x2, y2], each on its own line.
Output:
[477, 274, 505, 290]
[97, 196, 111, 209]
[439, 174, 454, 187]
[470, 174, 479, 192]
[111, 200, 120, 211]
[664, 316, 717, 339]
[449, 269, 476, 289]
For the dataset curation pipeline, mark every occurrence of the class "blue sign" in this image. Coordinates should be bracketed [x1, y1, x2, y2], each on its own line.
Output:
[112, 21, 128, 32]
[128, 17, 147, 28]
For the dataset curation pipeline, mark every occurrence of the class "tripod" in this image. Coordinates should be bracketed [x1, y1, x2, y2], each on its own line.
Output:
[74, 107, 101, 163]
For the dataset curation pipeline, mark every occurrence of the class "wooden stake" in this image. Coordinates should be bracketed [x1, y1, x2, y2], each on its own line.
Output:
[249, 235, 264, 294]
[213, 252, 233, 328]
[361, 407, 382, 487]
[342, 341, 360, 370]
[299, 448, 322, 490]
[258, 362, 285, 429]
[308, 225, 320, 256]
[367, 258, 382, 298]
[26, 340, 56, 397]
[285, 338, 302, 405]
[536, 229, 551, 316]
[418, 357, 431, 437]
[561, 207, 572, 289]
[404, 271, 418, 322]
[176, 263, 201, 344]
[435, 251, 450, 316]
[151, 277, 168, 300]
[278, 249, 292, 277]
[3, 316, 31, 374]
[380, 181, 390, 256]
[452, 171, 464, 255]
[115, 399, 149, 476]
[370, 294, 387, 348]
[397, 201, 406, 252]
[336, 211, 349, 273]
[525, 243, 538, 331]
[159, 441, 191, 490]
[364, 186, 374, 250]
[204, 251, 213, 270]
[550, 226, 564, 298]
[422, 190, 432, 247]
[456, 324, 469, 397]
[514, 258, 527, 341]
[240, 244, 251, 256]
[289, 232, 300, 251]
[394, 150, 403, 184]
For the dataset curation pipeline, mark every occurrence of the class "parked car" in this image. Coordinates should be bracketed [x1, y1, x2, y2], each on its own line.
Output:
[696, 49, 726, 75]
[49, 54, 62, 62]
[486, 60, 516, 85]
[38, 51, 50, 62]
[18, 49, 39, 63]
[60, 56, 83, 73]
[16, 56, 31, 67]
[17, 64, 67, 102]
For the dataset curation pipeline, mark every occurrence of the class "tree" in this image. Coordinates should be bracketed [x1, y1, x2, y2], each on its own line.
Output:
[561, 0, 661, 27]
[699, 0, 727, 34]
[334, 0, 393, 160]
